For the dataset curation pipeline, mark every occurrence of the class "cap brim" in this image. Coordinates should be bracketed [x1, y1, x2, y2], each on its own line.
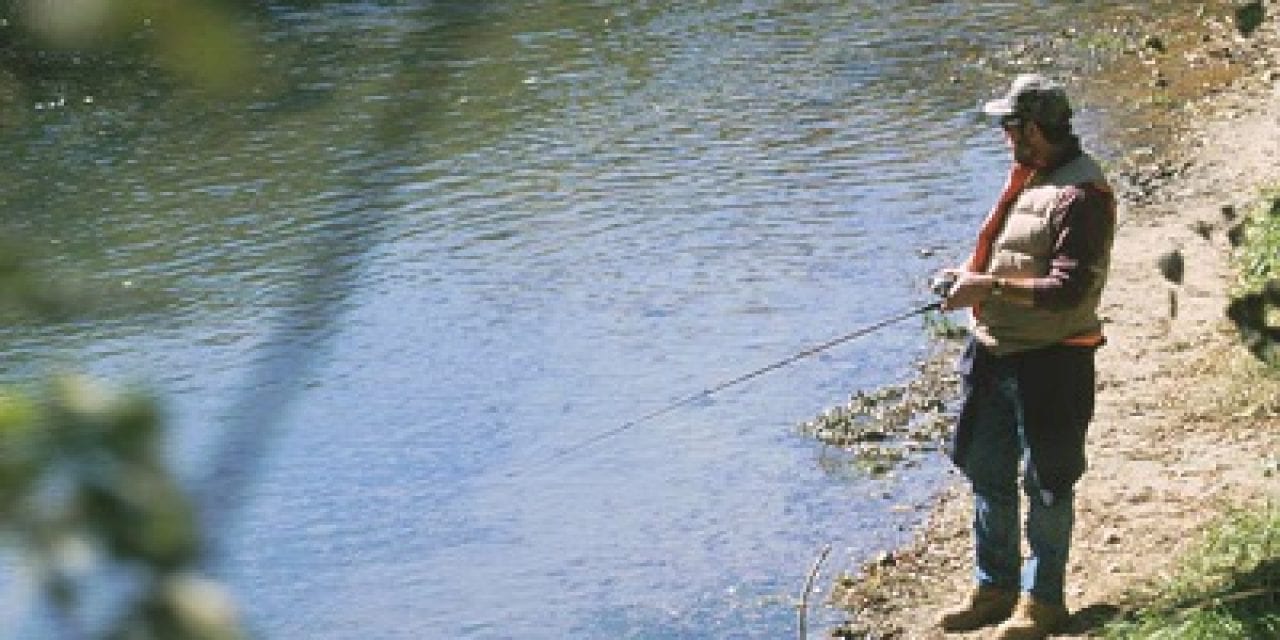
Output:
[982, 97, 1015, 117]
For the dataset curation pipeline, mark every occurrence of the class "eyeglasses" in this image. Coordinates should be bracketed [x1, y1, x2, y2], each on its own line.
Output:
[999, 115, 1025, 131]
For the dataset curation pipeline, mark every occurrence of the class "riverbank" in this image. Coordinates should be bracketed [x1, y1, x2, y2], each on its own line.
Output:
[826, 2, 1280, 638]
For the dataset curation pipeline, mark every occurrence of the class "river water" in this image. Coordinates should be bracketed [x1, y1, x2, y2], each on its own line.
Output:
[0, 2, 1147, 638]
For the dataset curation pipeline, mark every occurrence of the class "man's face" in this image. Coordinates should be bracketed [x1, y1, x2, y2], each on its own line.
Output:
[1000, 115, 1040, 166]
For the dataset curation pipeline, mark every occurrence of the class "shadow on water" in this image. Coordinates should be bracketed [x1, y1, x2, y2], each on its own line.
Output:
[190, 1, 560, 558]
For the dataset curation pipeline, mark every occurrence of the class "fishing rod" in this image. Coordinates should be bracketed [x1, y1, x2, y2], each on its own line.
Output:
[514, 296, 946, 476]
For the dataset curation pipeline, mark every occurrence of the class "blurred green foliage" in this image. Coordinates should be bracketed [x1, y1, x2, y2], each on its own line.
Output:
[0, 1, 256, 637]
[4, 0, 255, 92]
[0, 376, 246, 639]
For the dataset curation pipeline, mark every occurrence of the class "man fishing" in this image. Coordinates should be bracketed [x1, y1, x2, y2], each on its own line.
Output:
[934, 73, 1116, 639]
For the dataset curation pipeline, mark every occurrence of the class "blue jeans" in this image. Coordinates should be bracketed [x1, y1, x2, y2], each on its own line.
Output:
[960, 354, 1074, 607]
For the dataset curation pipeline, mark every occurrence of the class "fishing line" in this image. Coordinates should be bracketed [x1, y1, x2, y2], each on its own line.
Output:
[512, 299, 943, 477]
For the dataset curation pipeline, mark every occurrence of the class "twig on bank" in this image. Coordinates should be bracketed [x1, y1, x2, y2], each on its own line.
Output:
[798, 543, 833, 640]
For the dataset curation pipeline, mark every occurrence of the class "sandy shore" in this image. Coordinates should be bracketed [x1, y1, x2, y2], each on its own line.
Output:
[826, 3, 1280, 638]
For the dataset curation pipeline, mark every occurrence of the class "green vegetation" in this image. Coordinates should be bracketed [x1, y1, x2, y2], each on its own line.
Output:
[0, 377, 245, 639]
[1227, 186, 1280, 368]
[1103, 505, 1279, 639]
[0, 246, 241, 638]
[5, 0, 254, 93]
[0, 3, 254, 637]
[1234, 186, 1280, 293]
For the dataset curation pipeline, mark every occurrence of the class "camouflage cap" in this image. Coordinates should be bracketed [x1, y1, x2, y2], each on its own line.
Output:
[982, 73, 1073, 126]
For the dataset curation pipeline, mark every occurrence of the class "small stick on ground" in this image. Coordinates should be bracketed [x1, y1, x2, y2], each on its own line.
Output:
[798, 543, 832, 640]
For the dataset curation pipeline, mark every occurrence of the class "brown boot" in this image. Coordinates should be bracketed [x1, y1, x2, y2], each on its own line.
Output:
[991, 596, 1070, 639]
[936, 586, 1018, 632]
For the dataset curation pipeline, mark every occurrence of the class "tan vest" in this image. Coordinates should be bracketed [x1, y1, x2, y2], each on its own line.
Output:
[972, 154, 1113, 355]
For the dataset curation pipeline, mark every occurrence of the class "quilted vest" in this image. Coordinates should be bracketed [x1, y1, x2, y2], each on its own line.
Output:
[972, 153, 1113, 355]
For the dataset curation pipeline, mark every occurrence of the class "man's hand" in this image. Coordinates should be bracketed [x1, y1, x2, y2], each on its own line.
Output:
[941, 270, 996, 311]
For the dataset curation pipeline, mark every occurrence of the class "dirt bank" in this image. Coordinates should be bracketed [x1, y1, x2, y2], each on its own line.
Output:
[827, 3, 1280, 638]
